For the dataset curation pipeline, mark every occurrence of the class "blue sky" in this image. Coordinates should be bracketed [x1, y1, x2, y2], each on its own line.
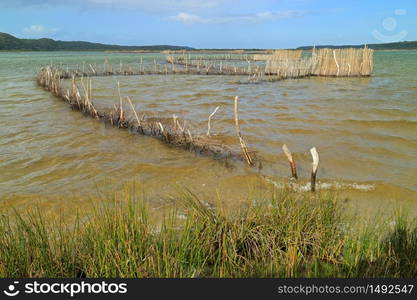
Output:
[1, 0, 416, 48]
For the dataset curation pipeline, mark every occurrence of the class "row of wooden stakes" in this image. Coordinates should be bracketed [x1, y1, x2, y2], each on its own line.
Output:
[210, 97, 320, 192]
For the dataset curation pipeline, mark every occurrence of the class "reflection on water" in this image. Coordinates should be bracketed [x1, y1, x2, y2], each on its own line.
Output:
[0, 51, 416, 216]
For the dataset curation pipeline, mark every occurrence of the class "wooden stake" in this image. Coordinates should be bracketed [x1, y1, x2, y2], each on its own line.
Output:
[172, 114, 178, 129]
[206, 106, 220, 136]
[282, 144, 298, 180]
[80, 77, 89, 110]
[117, 81, 124, 122]
[176, 119, 184, 132]
[187, 129, 193, 142]
[234, 96, 254, 166]
[310, 147, 319, 192]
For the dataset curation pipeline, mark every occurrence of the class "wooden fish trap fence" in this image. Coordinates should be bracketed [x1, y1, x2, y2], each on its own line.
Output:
[311, 47, 374, 76]
[36, 66, 257, 166]
[49, 47, 373, 87]
[35, 63, 341, 191]
[53, 59, 261, 79]
[264, 58, 313, 78]
[54, 60, 241, 78]
[165, 55, 261, 75]
[166, 47, 373, 81]
[35, 48, 374, 190]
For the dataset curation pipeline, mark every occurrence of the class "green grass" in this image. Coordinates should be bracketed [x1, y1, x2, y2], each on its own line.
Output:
[0, 189, 416, 278]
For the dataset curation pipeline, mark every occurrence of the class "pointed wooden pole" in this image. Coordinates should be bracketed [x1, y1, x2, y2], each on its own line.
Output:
[310, 147, 319, 192]
[234, 96, 254, 166]
[282, 144, 298, 180]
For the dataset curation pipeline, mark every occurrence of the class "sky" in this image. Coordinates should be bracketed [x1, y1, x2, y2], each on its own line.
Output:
[0, 0, 416, 48]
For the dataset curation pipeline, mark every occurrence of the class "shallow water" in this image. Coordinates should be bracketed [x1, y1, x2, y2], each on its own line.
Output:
[0, 51, 416, 216]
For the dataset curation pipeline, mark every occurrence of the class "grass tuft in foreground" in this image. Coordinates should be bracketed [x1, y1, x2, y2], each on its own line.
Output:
[0, 189, 416, 278]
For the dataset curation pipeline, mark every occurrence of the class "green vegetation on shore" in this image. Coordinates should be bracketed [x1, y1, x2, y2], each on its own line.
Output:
[0, 189, 416, 278]
[0, 32, 193, 52]
[2, 32, 417, 52]
[297, 41, 417, 50]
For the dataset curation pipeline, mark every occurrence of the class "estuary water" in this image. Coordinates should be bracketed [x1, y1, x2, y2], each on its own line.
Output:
[0, 51, 416, 216]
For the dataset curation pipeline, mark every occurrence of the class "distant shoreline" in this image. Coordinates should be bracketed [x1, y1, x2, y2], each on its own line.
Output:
[1, 48, 416, 54]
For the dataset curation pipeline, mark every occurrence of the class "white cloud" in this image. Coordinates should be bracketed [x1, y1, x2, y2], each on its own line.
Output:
[2, 0, 225, 12]
[23, 25, 59, 35]
[170, 10, 304, 24]
[171, 12, 209, 24]
[89, 0, 221, 10]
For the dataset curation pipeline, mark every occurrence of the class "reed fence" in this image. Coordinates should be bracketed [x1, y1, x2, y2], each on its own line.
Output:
[311, 46, 374, 76]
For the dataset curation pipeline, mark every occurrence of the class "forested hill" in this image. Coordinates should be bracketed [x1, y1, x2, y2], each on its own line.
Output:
[2, 32, 416, 52]
[0, 32, 193, 51]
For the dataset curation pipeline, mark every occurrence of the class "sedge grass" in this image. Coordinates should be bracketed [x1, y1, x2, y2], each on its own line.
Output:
[0, 188, 415, 278]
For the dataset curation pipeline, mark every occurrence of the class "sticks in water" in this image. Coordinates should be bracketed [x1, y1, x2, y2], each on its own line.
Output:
[234, 96, 254, 167]
[117, 81, 125, 126]
[206, 106, 220, 136]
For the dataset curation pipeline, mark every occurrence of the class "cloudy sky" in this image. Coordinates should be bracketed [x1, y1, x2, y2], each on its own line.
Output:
[0, 0, 416, 48]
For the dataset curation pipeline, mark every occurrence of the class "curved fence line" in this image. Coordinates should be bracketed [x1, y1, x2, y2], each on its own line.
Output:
[36, 66, 258, 166]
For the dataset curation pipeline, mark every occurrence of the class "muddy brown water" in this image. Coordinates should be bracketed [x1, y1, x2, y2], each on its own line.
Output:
[0, 51, 416, 218]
